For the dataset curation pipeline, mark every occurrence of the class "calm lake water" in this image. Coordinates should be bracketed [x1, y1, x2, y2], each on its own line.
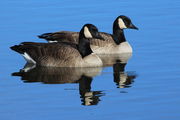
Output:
[1, 0, 180, 120]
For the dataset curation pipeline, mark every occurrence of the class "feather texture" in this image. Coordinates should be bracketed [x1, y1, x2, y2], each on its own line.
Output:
[38, 15, 138, 54]
[11, 24, 104, 67]
[11, 42, 102, 67]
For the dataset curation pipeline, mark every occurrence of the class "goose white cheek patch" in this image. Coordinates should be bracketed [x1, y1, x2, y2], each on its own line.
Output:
[118, 18, 127, 29]
[84, 26, 93, 38]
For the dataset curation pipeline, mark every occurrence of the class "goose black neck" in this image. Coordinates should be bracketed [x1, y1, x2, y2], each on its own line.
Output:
[113, 25, 126, 45]
[78, 30, 93, 58]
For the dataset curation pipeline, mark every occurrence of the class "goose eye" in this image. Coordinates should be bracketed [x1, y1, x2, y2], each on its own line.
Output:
[124, 18, 131, 25]
[92, 28, 98, 32]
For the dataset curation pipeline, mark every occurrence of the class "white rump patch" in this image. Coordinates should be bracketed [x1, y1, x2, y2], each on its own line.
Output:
[48, 40, 58, 43]
[118, 18, 127, 29]
[22, 52, 36, 64]
[84, 26, 92, 38]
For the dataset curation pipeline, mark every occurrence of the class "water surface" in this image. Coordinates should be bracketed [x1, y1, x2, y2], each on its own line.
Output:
[0, 0, 180, 120]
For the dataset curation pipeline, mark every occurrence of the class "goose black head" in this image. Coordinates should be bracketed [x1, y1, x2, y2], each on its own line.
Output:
[80, 24, 104, 40]
[113, 15, 138, 30]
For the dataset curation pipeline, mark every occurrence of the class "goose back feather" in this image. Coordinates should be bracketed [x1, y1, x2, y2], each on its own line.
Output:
[38, 15, 138, 54]
[11, 24, 104, 67]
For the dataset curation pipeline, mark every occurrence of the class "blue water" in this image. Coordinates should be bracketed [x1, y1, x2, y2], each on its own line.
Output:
[1, 0, 180, 120]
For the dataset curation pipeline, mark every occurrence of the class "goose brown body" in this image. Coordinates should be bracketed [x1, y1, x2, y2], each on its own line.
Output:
[39, 15, 138, 54]
[11, 24, 104, 67]
[39, 32, 114, 47]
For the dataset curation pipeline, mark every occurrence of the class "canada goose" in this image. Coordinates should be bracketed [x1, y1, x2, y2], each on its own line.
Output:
[38, 15, 138, 54]
[10, 24, 104, 67]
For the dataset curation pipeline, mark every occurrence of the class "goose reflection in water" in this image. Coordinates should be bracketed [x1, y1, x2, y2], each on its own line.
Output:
[79, 75, 104, 106]
[12, 64, 104, 106]
[99, 53, 137, 88]
[12, 53, 137, 105]
[113, 61, 136, 88]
